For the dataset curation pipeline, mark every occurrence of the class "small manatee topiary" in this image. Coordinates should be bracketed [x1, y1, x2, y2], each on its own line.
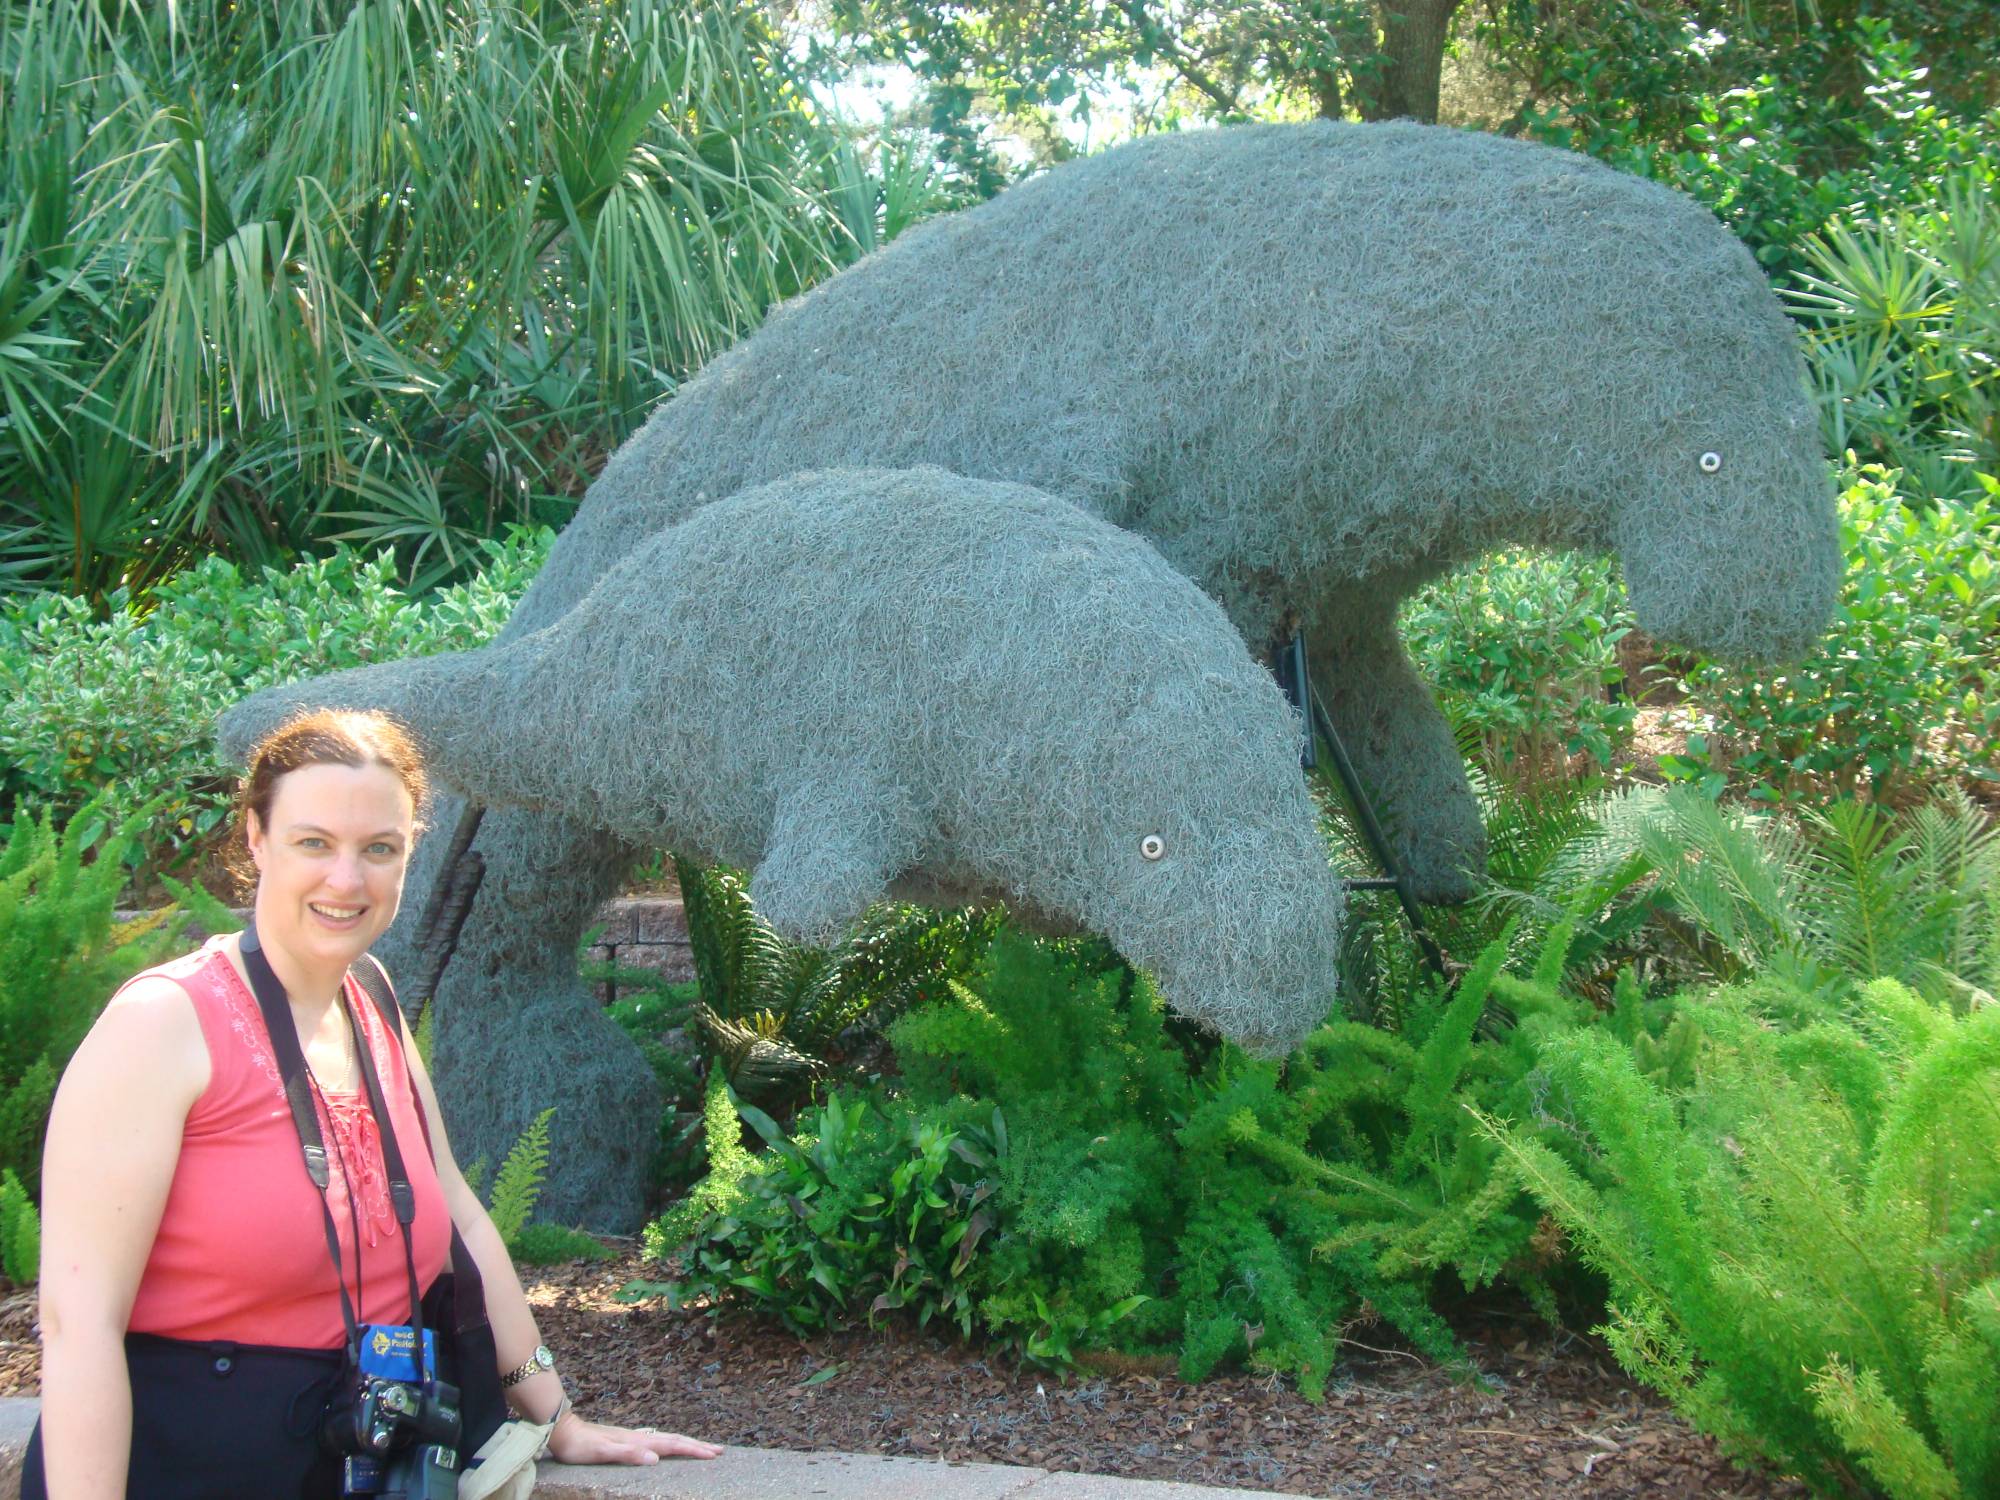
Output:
[227, 120, 1840, 1228]
[230, 468, 1345, 1055]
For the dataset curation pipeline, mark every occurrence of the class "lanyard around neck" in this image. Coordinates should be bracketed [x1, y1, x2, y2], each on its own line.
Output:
[240, 923, 425, 1359]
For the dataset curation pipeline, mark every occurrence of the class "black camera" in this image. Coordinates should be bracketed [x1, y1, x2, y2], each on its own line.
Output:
[322, 1325, 462, 1500]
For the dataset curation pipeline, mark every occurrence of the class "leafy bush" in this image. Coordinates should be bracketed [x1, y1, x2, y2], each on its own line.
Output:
[645, 932, 1592, 1391]
[637, 1082, 1020, 1342]
[0, 529, 549, 884]
[1479, 783, 2000, 1019]
[0, 801, 198, 1194]
[1500, 14, 1998, 278]
[1394, 467, 1994, 810]
[1402, 550, 1637, 781]
[1485, 980, 2000, 1498]
[1668, 471, 1997, 806]
[0, 1169, 38, 1286]
[0, 0, 935, 602]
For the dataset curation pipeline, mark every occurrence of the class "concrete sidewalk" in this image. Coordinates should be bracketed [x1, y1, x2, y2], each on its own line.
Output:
[0, 1397, 1290, 1499]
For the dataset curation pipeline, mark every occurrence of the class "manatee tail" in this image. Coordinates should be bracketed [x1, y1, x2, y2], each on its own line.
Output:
[215, 650, 478, 769]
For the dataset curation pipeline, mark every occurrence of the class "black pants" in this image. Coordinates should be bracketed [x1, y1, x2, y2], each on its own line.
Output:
[24, 1269, 501, 1498]
[22, 1334, 346, 1500]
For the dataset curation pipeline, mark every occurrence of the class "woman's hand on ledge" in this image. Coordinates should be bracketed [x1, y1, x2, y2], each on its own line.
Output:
[545, 1410, 725, 1466]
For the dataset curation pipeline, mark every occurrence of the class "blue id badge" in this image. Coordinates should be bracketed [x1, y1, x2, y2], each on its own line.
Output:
[358, 1323, 439, 1383]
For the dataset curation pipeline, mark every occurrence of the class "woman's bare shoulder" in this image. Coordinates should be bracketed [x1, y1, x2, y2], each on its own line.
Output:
[74, 966, 212, 1103]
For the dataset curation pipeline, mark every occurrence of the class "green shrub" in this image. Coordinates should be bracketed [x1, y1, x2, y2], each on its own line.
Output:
[1671, 469, 1997, 805]
[0, 1169, 38, 1286]
[1510, 17, 1997, 279]
[1402, 550, 1637, 781]
[645, 931, 1587, 1392]
[0, 800, 196, 1193]
[1484, 979, 2000, 1498]
[636, 1084, 1018, 1342]
[0, 529, 549, 884]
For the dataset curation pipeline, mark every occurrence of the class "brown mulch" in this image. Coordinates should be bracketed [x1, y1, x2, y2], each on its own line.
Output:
[0, 1256, 1807, 1496]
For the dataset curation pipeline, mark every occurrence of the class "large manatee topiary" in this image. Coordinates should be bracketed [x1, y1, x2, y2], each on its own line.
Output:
[228, 120, 1839, 1228]
[529, 119, 1838, 892]
[230, 468, 1344, 1045]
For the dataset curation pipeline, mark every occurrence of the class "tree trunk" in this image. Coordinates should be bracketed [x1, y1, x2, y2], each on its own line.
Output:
[1362, 0, 1462, 122]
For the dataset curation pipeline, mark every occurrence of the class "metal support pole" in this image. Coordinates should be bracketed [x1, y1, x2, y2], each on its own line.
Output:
[1277, 633, 1448, 979]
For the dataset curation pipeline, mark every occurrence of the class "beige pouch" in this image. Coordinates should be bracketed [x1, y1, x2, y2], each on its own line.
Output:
[458, 1416, 555, 1500]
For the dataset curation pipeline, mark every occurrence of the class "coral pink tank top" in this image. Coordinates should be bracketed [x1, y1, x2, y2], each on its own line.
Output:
[125, 939, 452, 1349]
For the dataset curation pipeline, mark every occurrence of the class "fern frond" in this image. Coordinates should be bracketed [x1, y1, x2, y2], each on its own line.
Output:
[1796, 799, 1920, 988]
[487, 1106, 555, 1243]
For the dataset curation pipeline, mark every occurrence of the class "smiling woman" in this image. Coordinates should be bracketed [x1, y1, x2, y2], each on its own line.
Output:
[24, 710, 721, 1499]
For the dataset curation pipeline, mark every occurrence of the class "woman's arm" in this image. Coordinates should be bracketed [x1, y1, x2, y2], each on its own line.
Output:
[38, 978, 209, 1500]
[397, 1020, 721, 1466]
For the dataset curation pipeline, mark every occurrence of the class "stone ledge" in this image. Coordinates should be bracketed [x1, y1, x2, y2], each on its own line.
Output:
[0, 1398, 1275, 1500]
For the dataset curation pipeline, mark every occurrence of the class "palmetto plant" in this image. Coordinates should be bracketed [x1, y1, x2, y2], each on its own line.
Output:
[1788, 166, 2000, 500]
[0, 0, 935, 604]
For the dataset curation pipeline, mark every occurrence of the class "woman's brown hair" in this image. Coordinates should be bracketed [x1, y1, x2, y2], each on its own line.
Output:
[229, 710, 429, 890]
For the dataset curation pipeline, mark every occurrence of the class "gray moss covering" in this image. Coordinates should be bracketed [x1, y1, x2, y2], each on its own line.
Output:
[226, 120, 1839, 1229]
[528, 119, 1836, 894]
[236, 468, 1345, 1055]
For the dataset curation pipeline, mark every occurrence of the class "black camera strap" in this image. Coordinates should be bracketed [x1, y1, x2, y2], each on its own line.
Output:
[241, 924, 427, 1363]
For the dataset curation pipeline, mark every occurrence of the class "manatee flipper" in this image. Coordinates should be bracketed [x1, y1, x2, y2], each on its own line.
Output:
[751, 774, 913, 946]
[1308, 583, 1484, 904]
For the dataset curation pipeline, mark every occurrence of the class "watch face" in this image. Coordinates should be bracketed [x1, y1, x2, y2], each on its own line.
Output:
[536, 1345, 554, 1369]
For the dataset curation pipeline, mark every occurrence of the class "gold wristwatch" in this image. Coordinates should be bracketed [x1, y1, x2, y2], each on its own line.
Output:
[501, 1343, 555, 1388]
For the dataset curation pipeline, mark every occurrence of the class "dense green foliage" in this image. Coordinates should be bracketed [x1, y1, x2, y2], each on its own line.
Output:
[674, 858, 1002, 1106]
[1403, 464, 1997, 806]
[0, 529, 547, 883]
[0, 1170, 38, 1286]
[1492, 12, 1996, 275]
[0, 0, 933, 603]
[642, 782, 1998, 1454]
[1670, 475, 1997, 805]
[644, 931, 1582, 1392]
[1462, 783, 2000, 1022]
[813, 0, 1993, 248]
[1485, 979, 2000, 1498]
[1402, 551, 1636, 780]
[1784, 170, 1999, 496]
[0, 802, 199, 1195]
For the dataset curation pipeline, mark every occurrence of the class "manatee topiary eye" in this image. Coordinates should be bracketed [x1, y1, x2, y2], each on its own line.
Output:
[1140, 834, 1166, 861]
[1699, 451, 1723, 474]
